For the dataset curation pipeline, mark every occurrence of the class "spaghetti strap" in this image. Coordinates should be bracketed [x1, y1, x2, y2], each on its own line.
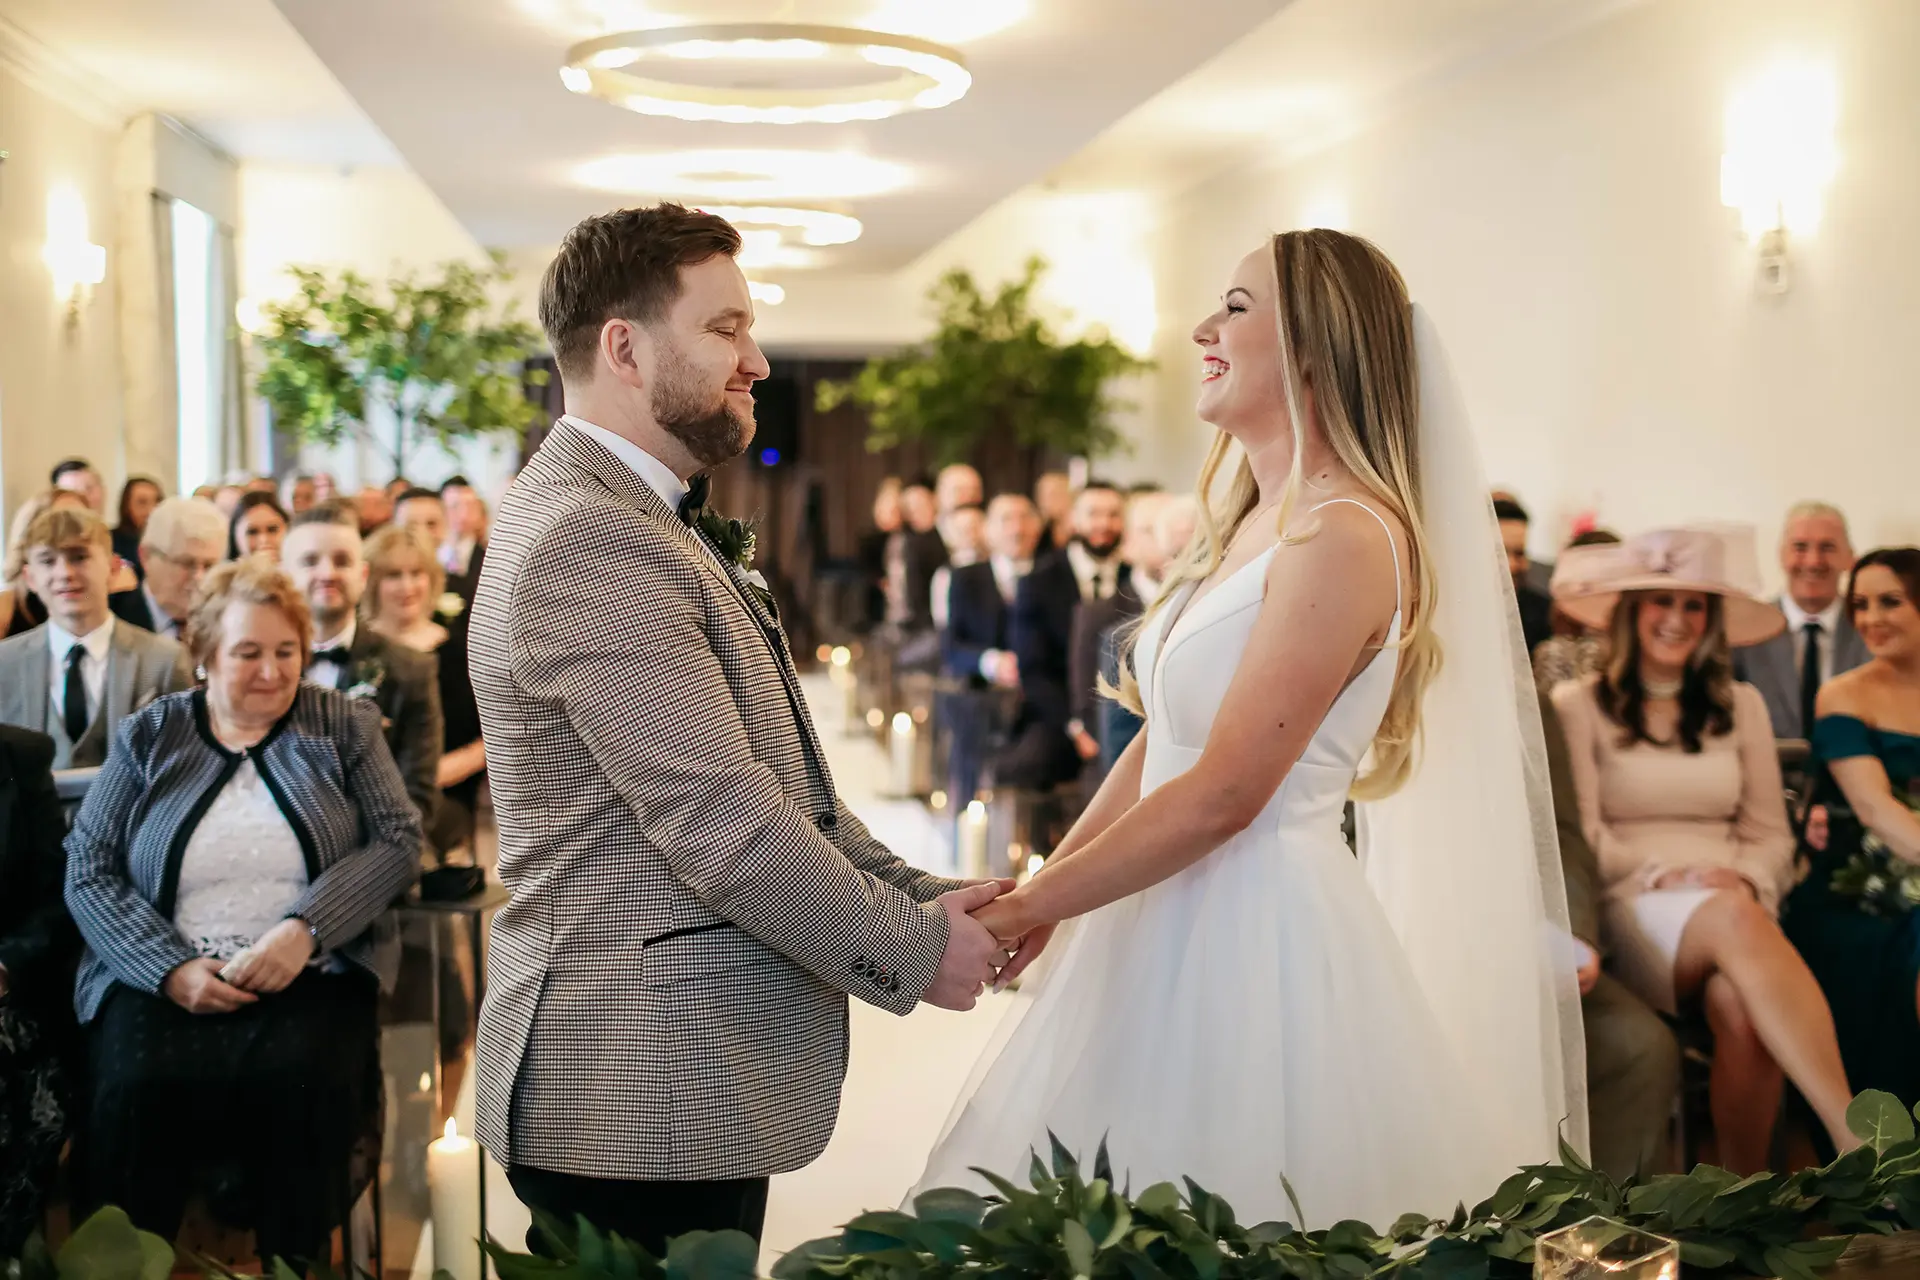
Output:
[1310, 498, 1403, 615]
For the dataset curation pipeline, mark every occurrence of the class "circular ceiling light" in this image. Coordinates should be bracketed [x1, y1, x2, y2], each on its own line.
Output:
[560, 22, 971, 124]
[573, 149, 909, 201]
[747, 280, 786, 306]
[696, 205, 862, 247]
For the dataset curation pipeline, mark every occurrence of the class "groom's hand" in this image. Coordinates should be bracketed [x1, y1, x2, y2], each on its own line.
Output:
[923, 882, 1006, 1011]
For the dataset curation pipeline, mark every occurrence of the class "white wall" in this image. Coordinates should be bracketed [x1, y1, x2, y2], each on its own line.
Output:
[237, 163, 523, 498]
[0, 61, 127, 527]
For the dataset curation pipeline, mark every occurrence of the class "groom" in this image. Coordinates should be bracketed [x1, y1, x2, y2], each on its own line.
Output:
[468, 203, 1007, 1255]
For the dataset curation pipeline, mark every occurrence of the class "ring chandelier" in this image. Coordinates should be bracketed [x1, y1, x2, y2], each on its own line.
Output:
[559, 23, 972, 125]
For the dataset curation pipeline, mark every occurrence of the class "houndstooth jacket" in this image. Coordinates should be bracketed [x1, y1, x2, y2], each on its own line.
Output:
[469, 420, 963, 1182]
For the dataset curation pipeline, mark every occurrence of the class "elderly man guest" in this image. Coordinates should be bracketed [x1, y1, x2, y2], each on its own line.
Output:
[63, 557, 421, 1262]
[0, 508, 193, 768]
[281, 507, 444, 828]
[110, 497, 226, 643]
[1734, 502, 1869, 741]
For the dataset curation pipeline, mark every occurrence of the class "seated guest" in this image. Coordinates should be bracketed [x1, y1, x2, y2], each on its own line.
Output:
[994, 482, 1128, 790]
[211, 484, 244, 518]
[281, 508, 443, 827]
[438, 477, 490, 588]
[4, 488, 90, 639]
[929, 503, 986, 631]
[311, 472, 338, 504]
[364, 526, 484, 854]
[941, 494, 1040, 808]
[1533, 529, 1622, 696]
[1540, 693, 1681, 1181]
[354, 486, 394, 536]
[0, 725, 80, 1253]
[1498, 496, 1554, 654]
[1551, 526, 1857, 1169]
[935, 463, 984, 539]
[111, 497, 226, 643]
[0, 508, 193, 768]
[1068, 491, 1169, 776]
[227, 491, 290, 561]
[63, 557, 421, 1262]
[394, 487, 471, 611]
[1783, 547, 1920, 1117]
[1035, 470, 1074, 551]
[855, 477, 904, 632]
[1097, 494, 1199, 773]
[1735, 502, 1869, 742]
[886, 479, 948, 645]
[282, 473, 317, 516]
[113, 476, 163, 579]
[50, 458, 106, 514]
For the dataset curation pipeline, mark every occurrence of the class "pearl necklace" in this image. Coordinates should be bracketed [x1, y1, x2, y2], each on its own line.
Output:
[1642, 674, 1685, 700]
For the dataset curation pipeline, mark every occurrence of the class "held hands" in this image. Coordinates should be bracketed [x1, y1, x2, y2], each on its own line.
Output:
[163, 958, 259, 1014]
[924, 882, 1009, 1010]
[972, 888, 1054, 991]
[220, 918, 316, 994]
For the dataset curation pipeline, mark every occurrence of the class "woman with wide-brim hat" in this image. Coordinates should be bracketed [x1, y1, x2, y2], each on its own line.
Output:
[1549, 525, 1858, 1171]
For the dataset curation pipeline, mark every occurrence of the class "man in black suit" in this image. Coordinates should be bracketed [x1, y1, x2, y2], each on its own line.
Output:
[1497, 497, 1554, 655]
[1734, 502, 1869, 741]
[395, 486, 481, 610]
[0, 725, 79, 1252]
[994, 482, 1128, 790]
[281, 507, 444, 828]
[439, 476, 490, 604]
[942, 496, 1042, 804]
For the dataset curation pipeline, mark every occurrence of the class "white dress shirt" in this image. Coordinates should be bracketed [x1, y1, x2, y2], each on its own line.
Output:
[309, 619, 357, 690]
[142, 584, 181, 641]
[441, 535, 479, 577]
[563, 415, 734, 577]
[1781, 595, 1845, 685]
[47, 616, 113, 729]
[1065, 540, 1121, 601]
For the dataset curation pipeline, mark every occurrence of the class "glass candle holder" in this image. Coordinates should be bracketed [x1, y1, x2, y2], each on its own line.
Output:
[1534, 1217, 1679, 1280]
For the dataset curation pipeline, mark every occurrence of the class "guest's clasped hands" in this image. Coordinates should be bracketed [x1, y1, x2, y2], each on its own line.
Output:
[161, 917, 317, 1014]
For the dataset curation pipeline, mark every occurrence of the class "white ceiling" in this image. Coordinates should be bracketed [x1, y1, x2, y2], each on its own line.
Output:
[0, 0, 400, 166]
[267, 0, 1292, 270]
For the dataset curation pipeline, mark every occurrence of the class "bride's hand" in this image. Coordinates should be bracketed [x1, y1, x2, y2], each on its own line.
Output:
[994, 922, 1056, 990]
[969, 893, 1033, 943]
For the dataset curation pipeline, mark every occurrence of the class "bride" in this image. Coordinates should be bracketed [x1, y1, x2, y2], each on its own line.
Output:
[913, 230, 1587, 1228]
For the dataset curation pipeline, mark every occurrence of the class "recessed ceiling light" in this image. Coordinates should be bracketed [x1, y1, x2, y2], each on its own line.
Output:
[696, 205, 863, 247]
[574, 150, 910, 201]
[748, 280, 785, 306]
[560, 22, 970, 125]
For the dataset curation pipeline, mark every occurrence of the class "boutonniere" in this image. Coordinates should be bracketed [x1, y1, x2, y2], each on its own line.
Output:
[1830, 784, 1920, 916]
[344, 657, 387, 702]
[435, 591, 466, 620]
[694, 509, 779, 620]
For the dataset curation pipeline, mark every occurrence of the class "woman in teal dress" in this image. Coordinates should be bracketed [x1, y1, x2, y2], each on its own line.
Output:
[1784, 547, 1920, 1109]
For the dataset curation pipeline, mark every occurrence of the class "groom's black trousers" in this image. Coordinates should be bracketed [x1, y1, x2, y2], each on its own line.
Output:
[507, 1164, 770, 1259]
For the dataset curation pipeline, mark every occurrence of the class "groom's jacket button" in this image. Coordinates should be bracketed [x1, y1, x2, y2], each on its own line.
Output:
[818, 810, 838, 831]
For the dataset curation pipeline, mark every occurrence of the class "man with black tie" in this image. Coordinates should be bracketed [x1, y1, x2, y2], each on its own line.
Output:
[1735, 501, 1870, 741]
[993, 482, 1128, 790]
[281, 506, 443, 826]
[0, 508, 192, 769]
[943, 495, 1042, 806]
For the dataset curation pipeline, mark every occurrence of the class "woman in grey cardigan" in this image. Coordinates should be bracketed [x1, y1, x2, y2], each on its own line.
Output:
[63, 558, 420, 1264]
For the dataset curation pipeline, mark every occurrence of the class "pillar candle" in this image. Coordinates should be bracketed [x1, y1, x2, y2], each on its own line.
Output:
[427, 1117, 482, 1280]
[960, 800, 990, 879]
[889, 712, 916, 796]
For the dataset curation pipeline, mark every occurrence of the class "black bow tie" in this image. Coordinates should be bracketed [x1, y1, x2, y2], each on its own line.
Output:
[312, 647, 351, 667]
[677, 474, 711, 527]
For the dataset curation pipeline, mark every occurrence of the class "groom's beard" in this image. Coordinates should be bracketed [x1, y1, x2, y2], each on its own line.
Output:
[653, 345, 753, 469]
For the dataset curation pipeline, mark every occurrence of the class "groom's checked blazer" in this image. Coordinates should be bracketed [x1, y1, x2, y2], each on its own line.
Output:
[469, 420, 963, 1182]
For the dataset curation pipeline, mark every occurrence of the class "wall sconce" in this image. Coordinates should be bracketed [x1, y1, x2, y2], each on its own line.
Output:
[1719, 59, 1838, 294]
[42, 185, 107, 323]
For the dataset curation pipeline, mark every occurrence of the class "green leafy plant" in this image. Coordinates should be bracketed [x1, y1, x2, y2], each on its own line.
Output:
[815, 257, 1151, 465]
[253, 252, 548, 475]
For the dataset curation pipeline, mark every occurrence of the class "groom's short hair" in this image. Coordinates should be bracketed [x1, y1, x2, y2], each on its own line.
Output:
[540, 203, 744, 383]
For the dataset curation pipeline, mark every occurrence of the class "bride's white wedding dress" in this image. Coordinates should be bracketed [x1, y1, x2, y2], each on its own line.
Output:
[911, 501, 1516, 1229]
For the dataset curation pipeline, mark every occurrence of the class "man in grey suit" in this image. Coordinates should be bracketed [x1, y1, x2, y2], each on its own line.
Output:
[0, 507, 192, 768]
[1734, 502, 1869, 741]
[468, 204, 1005, 1255]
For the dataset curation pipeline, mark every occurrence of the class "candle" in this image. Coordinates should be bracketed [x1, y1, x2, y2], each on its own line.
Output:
[960, 800, 990, 879]
[428, 1117, 482, 1280]
[831, 647, 860, 733]
[889, 712, 916, 796]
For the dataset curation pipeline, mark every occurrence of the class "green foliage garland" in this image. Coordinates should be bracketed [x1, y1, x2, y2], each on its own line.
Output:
[815, 257, 1151, 466]
[253, 251, 548, 474]
[18, 1092, 1920, 1280]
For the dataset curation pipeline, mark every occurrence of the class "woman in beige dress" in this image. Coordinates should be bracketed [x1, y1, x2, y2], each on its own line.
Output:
[1551, 527, 1856, 1170]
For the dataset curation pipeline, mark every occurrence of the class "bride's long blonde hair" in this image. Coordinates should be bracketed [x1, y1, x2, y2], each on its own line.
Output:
[1111, 229, 1440, 800]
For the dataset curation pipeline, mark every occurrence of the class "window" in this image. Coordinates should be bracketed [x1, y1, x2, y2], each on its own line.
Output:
[171, 199, 218, 494]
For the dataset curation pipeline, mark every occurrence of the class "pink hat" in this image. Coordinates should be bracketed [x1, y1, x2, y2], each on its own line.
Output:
[1549, 525, 1786, 647]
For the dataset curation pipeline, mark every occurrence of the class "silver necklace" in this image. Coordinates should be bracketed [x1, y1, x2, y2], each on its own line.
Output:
[1642, 673, 1684, 700]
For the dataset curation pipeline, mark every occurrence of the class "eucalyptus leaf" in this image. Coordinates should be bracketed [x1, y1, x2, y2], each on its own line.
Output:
[1848, 1089, 1916, 1150]
[54, 1208, 172, 1280]
[1063, 1218, 1099, 1278]
[1135, 1183, 1184, 1219]
[663, 1230, 759, 1280]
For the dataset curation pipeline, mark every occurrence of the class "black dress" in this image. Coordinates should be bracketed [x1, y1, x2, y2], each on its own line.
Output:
[428, 609, 484, 852]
